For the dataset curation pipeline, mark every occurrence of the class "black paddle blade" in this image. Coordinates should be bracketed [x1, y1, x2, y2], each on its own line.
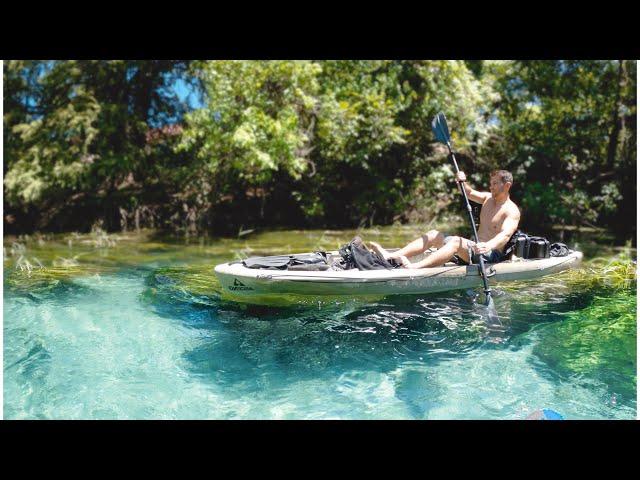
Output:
[431, 112, 451, 145]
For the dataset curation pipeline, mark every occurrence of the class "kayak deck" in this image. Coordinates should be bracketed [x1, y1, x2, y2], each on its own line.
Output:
[214, 250, 583, 303]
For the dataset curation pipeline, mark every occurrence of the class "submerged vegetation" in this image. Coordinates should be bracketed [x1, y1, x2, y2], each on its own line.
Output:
[556, 243, 637, 292]
[533, 290, 637, 401]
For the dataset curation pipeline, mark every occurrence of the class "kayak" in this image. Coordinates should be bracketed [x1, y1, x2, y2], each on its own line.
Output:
[214, 249, 583, 303]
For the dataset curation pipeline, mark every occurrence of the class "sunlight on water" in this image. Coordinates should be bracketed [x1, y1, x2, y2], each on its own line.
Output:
[3, 228, 637, 419]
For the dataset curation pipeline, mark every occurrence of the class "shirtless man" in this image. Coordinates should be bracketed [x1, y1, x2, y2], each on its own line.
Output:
[371, 170, 521, 269]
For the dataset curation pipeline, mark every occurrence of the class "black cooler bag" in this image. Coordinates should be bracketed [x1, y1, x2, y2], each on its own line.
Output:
[510, 232, 551, 259]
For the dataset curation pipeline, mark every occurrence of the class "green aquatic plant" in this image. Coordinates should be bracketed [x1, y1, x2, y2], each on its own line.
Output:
[10, 242, 27, 256]
[559, 254, 636, 292]
[532, 290, 637, 400]
[4, 230, 132, 292]
[148, 265, 222, 297]
[52, 256, 82, 267]
[14, 255, 44, 275]
[6, 229, 181, 271]
[82, 227, 120, 248]
[6, 257, 102, 292]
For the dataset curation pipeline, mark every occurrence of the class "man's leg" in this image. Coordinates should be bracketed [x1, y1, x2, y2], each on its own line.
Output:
[412, 236, 472, 268]
[371, 230, 445, 260]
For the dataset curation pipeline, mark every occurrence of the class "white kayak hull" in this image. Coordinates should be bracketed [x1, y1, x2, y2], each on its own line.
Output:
[214, 250, 583, 302]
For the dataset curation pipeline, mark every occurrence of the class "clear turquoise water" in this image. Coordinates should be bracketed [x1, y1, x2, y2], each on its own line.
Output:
[3, 230, 637, 419]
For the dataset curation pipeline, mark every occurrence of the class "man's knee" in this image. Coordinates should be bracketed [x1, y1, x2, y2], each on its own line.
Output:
[446, 236, 472, 261]
[424, 230, 445, 247]
[443, 235, 461, 248]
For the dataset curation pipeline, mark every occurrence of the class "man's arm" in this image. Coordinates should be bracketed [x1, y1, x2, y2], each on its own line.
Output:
[483, 208, 521, 252]
[456, 171, 491, 204]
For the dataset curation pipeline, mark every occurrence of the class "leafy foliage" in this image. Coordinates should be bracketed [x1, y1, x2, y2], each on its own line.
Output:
[4, 60, 191, 232]
[3, 60, 636, 238]
[485, 60, 636, 232]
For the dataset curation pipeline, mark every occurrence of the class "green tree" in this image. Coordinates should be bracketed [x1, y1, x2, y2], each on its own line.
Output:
[175, 60, 324, 231]
[4, 60, 635, 238]
[484, 60, 636, 234]
[4, 60, 191, 232]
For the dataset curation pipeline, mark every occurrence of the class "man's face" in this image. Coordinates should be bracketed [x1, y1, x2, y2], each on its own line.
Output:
[489, 176, 507, 198]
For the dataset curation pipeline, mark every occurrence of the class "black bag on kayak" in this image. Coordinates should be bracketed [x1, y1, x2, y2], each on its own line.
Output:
[504, 231, 551, 259]
[549, 242, 570, 257]
[525, 236, 551, 259]
[241, 252, 329, 270]
[338, 236, 400, 271]
[504, 230, 525, 258]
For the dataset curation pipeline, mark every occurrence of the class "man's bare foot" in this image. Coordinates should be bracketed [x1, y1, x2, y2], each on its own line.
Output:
[369, 241, 393, 260]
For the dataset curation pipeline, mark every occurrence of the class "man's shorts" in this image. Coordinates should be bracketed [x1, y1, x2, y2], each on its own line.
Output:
[442, 234, 507, 265]
[469, 249, 506, 265]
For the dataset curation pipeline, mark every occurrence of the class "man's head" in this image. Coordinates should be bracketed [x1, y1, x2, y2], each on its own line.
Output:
[489, 170, 513, 199]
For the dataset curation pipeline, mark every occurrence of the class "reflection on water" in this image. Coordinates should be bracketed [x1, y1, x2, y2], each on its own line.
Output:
[3, 227, 637, 419]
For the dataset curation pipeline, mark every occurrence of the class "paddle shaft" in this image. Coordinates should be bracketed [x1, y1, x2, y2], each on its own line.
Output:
[445, 142, 494, 299]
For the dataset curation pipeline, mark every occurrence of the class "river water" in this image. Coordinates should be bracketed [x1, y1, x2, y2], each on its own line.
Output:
[3, 226, 636, 419]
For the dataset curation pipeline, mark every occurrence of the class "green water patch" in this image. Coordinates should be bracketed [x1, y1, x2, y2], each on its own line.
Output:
[4, 229, 227, 295]
[4, 231, 149, 292]
[147, 265, 222, 298]
[531, 289, 636, 403]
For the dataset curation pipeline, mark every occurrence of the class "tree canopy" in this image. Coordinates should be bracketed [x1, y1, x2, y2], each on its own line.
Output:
[3, 60, 636, 238]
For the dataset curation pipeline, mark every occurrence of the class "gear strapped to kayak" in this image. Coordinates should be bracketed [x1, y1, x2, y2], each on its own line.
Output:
[239, 237, 401, 273]
[239, 252, 330, 271]
[337, 236, 402, 271]
[503, 231, 570, 260]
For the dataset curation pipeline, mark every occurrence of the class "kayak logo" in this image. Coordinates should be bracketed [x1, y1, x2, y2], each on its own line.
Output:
[229, 278, 254, 291]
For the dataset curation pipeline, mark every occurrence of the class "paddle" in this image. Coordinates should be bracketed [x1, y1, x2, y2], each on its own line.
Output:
[431, 112, 500, 324]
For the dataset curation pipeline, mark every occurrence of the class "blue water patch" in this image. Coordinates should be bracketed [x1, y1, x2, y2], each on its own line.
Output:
[3, 267, 636, 419]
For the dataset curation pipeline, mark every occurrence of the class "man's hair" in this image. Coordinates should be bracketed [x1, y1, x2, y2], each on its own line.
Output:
[490, 170, 513, 185]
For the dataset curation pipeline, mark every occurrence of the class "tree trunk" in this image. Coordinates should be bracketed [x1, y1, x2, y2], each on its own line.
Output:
[606, 60, 626, 170]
